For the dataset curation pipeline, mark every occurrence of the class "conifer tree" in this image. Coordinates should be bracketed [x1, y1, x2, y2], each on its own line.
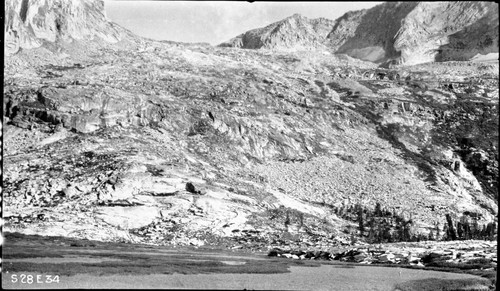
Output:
[461, 216, 471, 239]
[399, 230, 404, 242]
[284, 209, 290, 230]
[481, 224, 487, 239]
[428, 230, 435, 241]
[471, 219, 479, 239]
[375, 202, 382, 217]
[368, 226, 375, 243]
[457, 221, 464, 239]
[443, 223, 450, 241]
[435, 222, 441, 241]
[358, 207, 365, 234]
[403, 223, 411, 241]
[445, 214, 457, 240]
[384, 226, 392, 242]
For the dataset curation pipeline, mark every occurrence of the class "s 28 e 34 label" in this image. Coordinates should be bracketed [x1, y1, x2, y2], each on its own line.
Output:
[10, 274, 60, 284]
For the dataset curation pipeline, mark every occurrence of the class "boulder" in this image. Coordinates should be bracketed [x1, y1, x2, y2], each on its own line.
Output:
[186, 182, 199, 194]
[378, 253, 396, 263]
[407, 255, 421, 264]
[318, 251, 332, 260]
[95, 206, 159, 229]
[353, 252, 369, 262]
[304, 251, 316, 259]
[189, 238, 205, 246]
[422, 251, 453, 263]
[268, 248, 285, 257]
[62, 185, 80, 199]
[291, 250, 306, 257]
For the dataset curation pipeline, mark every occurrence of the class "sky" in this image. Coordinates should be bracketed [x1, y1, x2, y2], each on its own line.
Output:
[104, 1, 383, 45]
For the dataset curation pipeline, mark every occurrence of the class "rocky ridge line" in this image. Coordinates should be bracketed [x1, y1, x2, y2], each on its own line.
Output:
[219, 2, 499, 65]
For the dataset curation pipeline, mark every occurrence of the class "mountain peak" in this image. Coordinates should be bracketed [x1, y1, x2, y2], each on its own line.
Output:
[218, 13, 336, 50]
[288, 13, 304, 19]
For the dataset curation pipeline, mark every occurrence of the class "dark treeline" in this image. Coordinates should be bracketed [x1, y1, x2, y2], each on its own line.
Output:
[333, 202, 497, 243]
[443, 213, 497, 241]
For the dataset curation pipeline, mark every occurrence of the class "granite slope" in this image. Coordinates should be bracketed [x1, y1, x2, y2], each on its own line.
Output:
[3, 0, 498, 250]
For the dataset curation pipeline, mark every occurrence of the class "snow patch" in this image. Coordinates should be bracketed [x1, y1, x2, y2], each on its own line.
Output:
[470, 53, 499, 63]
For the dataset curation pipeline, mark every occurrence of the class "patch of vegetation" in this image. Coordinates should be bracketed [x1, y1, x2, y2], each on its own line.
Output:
[425, 259, 493, 270]
[334, 202, 496, 243]
[2, 232, 323, 277]
[442, 213, 497, 241]
[2, 252, 65, 259]
[394, 277, 491, 291]
[2, 254, 321, 277]
[334, 202, 429, 243]
[264, 206, 307, 231]
[396, 264, 497, 290]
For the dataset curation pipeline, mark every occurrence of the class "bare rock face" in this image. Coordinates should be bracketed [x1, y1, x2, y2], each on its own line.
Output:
[4, 0, 123, 55]
[219, 14, 336, 51]
[220, 2, 499, 65]
[323, 10, 366, 52]
[95, 206, 160, 230]
[329, 2, 419, 63]
[394, 2, 499, 65]
[435, 3, 499, 62]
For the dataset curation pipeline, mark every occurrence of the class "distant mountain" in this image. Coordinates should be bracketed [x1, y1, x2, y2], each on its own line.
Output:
[219, 13, 336, 51]
[4, 0, 127, 55]
[219, 2, 499, 65]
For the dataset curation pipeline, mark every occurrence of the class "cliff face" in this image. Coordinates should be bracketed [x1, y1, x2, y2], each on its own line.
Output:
[220, 2, 499, 65]
[435, 2, 499, 62]
[328, 2, 418, 63]
[4, 0, 124, 55]
[394, 2, 499, 65]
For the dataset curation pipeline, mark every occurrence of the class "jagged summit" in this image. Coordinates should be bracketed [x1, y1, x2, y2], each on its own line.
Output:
[288, 13, 303, 19]
[218, 13, 336, 51]
[4, 0, 127, 55]
[220, 1, 499, 65]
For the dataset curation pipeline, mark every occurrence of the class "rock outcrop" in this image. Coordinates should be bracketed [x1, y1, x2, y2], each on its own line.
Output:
[268, 240, 497, 269]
